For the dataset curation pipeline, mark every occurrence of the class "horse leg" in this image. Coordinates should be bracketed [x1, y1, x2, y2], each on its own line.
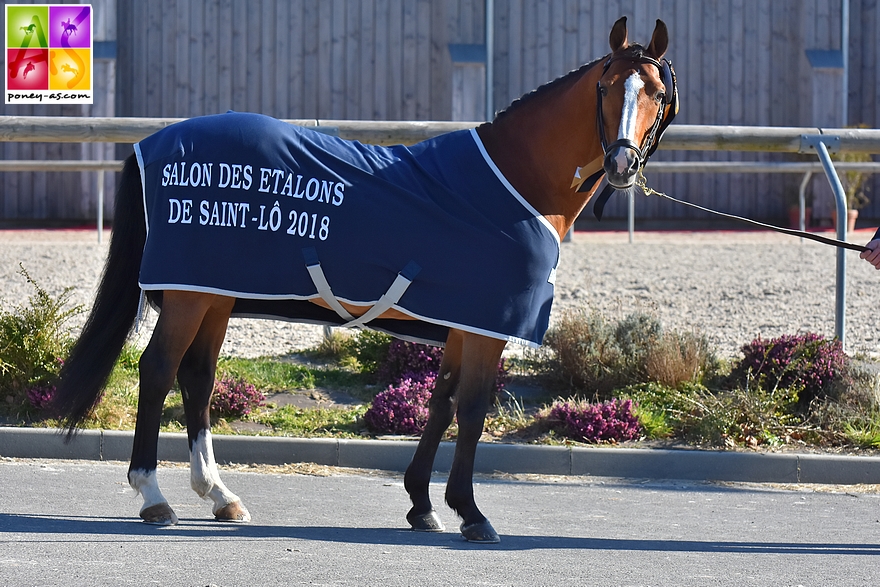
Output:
[127, 292, 223, 525]
[445, 333, 506, 543]
[176, 297, 250, 522]
[404, 330, 464, 532]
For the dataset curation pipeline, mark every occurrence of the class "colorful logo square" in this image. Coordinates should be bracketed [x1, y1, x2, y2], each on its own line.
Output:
[5, 4, 93, 104]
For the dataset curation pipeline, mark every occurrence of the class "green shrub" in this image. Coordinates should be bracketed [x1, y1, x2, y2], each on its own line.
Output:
[0, 266, 81, 410]
[309, 329, 392, 375]
[351, 330, 392, 374]
[309, 329, 355, 360]
[646, 331, 719, 389]
[622, 379, 808, 448]
[542, 310, 717, 397]
[811, 359, 880, 447]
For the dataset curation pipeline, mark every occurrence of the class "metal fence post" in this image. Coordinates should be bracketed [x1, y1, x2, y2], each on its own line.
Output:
[96, 169, 104, 244]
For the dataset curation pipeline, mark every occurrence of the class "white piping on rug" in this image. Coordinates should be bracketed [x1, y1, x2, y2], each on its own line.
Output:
[468, 128, 561, 249]
[133, 142, 150, 333]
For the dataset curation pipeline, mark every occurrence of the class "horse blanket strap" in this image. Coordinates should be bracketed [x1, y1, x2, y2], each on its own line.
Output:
[134, 112, 560, 347]
[302, 247, 355, 321]
[134, 289, 147, 334]
[303, 247, 421, 328]
[343, 261, 421, 328]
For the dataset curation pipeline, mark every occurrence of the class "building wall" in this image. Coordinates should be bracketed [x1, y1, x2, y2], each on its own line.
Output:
[1, 0, 878, 224]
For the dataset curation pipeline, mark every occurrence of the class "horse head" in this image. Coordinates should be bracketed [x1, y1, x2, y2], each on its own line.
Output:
[598, 17, 675, 189]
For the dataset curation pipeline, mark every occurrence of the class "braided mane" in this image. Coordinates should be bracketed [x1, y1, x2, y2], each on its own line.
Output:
[493, 45, 650, 122]
[492, 56, 603, 121]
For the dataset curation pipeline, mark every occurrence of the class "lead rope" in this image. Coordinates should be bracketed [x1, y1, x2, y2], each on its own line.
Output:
[634, 170, 870, 253]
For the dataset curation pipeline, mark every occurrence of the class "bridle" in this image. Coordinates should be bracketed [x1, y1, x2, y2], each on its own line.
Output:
[585, 54, 867, 253]
[582, 52, 679, 220]
[596, 54, 677, 164]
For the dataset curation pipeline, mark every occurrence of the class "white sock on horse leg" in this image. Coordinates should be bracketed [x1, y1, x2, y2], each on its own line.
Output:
[189, 429, 243, 512]
[129, 468, 169, 512]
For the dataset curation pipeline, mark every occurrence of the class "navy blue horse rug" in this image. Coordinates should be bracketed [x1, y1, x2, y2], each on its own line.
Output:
[134, 112, 560, 347]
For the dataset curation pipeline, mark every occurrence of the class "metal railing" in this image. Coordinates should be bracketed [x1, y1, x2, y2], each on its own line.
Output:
[2, 116, 879, 348]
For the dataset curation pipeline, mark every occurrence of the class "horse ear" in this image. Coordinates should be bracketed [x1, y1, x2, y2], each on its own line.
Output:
[609, 16, 628, 52]
[647, 19, 669, 59]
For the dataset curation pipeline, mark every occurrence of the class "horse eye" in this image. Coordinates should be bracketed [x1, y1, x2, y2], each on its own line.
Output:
[599, 85, 608, 97]
[654, 91, 666, 103]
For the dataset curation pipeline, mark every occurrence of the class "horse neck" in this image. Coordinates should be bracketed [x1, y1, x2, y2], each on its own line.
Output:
[476, 62, 607, 238]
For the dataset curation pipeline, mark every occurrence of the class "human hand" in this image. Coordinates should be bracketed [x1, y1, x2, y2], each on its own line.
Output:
[860, 239, 880, 269]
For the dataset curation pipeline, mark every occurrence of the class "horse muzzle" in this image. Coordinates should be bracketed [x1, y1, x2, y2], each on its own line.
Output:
[602, 140, 642, 189]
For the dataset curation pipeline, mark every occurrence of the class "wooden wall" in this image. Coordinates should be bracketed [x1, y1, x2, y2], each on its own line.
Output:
[116, 0, 452, 121]
[2, 0, 879, 224]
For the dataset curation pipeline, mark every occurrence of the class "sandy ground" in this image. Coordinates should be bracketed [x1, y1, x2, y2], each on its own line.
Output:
[2, 226, 880, 359]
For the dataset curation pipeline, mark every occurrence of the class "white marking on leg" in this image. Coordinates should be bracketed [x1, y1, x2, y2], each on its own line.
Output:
[129, 468, 169, 512]
[190, 429, 243, 513]
[613, 73, 645, 172]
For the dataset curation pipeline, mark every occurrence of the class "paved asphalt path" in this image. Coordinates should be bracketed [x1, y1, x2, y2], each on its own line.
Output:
[2, 458, 879, 586]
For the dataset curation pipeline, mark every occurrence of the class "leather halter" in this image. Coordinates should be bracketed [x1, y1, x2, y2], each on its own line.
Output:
[580, 52, 679, 221]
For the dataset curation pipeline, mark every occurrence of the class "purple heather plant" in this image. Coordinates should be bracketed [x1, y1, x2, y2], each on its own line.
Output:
[364, 375, 435, 435]
[732, 333, 848, 405]
[211, 376, 265, 419]
[545, 398, 642, 444]
[26, 383, 56, 410]
[377, 340, 444, 384]
[365, 340, 512, 436]
[377, 339, 510, 392]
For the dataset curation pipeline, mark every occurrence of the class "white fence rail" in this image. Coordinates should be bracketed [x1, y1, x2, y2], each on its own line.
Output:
[2, 116, 880, 348]
[3, 116, 880, 151]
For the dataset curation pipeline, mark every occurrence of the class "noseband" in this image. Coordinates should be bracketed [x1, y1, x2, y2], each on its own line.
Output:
[584, 52, 679, 220]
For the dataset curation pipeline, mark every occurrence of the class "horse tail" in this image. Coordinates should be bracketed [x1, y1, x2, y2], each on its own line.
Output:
[53, 154, 146, 435]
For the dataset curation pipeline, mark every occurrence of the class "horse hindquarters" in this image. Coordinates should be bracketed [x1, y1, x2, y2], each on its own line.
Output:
[404, 330, 506, 543]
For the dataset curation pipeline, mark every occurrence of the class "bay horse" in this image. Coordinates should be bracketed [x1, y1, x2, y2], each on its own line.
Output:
[52, 17, 676, 543]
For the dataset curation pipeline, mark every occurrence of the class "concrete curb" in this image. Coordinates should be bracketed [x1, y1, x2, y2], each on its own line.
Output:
[3, 426, 880, 484]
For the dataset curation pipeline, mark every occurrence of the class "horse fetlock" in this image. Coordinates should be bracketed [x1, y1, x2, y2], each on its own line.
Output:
[128, 468, 172, 519]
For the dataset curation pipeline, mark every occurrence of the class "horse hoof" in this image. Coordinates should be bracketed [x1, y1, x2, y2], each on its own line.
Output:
[214, 500, 251, 523]
[460, 520, 500, 544]
[407, 508, 445, 532]
[140, 503, 178, 526]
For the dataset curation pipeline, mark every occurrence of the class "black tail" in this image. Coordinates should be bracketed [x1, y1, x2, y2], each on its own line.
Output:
[52, 154, 146, 435]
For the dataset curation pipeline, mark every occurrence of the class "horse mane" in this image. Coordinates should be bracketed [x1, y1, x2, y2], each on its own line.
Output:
[493, 45, 649, 122]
